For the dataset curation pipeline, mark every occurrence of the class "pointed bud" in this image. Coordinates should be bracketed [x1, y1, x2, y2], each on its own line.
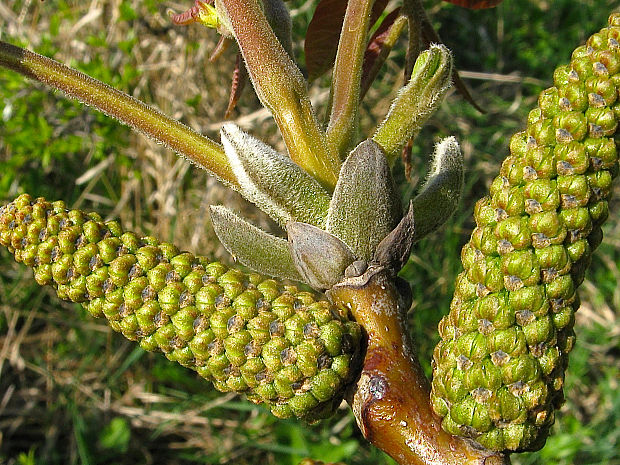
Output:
[373, 44, 453, 163]
[411, 137, 464, 241]
[326, 140, 402, 261]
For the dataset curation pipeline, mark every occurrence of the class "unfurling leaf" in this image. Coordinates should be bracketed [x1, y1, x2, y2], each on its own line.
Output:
[417, 14, 482, 112]
[287, 222, 355, 290]
[171, 1, 219, 28]
[171, 0, 234, 37]
[210, 205, 302, 281]
[373, 44, 453, 163]
[326, 140, 401, 261]
[220, 123, 331, 228]
[410, 136, 463, 241]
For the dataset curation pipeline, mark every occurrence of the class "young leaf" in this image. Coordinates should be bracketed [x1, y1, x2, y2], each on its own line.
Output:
[326, 140, 402, 261]
[410, 136, 463, 241]
[220, 123, 331, 228]
[416, 9, 483, 112]
[287, 222, 355, 290]
[210, 205, 302, 281]
[171, 1, 223, 31]
[373, 44, 453, 163]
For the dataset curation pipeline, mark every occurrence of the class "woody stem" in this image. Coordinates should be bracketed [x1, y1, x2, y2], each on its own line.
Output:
[328, 266, 511, 465]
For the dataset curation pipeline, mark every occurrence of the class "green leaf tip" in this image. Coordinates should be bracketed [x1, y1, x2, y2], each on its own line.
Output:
[373, 44, 453, 163]
[209, 205, 302, 282]
[411, 136, 464, 241]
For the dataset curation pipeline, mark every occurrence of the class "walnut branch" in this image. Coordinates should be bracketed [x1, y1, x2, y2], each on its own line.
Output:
[328, 266, 511, 465]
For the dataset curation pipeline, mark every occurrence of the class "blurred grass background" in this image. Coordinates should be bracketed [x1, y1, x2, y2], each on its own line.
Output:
[0, 0, 618, 464]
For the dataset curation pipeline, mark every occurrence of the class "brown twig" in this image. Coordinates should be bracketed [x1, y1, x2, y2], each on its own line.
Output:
[328, 266, 511, 465]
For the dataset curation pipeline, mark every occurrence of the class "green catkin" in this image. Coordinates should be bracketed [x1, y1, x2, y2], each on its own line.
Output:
[431, 14, 620, 452]
[0, 194, 361, 421]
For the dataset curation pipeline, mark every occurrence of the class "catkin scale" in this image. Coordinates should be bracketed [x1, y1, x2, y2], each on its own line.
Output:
[0, 194, 362, 422]
[431, 14, 620, 452]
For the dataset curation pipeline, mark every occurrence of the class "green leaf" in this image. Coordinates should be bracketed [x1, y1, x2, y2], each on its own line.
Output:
[326, 140, 401, 261]
[119, 1, 138, 21]
[410, 136, 463, 241]
[287, 221, 355, 290]
[99, 417, 131, 453]
[210, 205, 302, 282]
[373, 44, 453, 163]
[220, 123, 331, 228]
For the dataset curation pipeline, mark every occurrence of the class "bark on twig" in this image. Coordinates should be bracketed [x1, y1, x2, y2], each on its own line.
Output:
[328, 266, 511, 465]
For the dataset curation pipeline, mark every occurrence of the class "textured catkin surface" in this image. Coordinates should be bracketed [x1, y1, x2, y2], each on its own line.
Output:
[0, 194, 361, 421]
[431, 14, 620, 452]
